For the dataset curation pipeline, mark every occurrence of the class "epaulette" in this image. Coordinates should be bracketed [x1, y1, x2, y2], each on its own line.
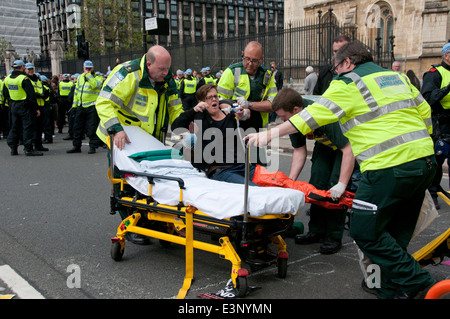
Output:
[121, 58, 141, 73]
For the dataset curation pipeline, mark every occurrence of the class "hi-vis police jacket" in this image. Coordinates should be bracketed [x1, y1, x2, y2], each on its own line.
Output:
[217, 62, 277, 128]
[72, 71, 102, 108]
[95, 55, 183, 143]
[289, 62, 434, 173]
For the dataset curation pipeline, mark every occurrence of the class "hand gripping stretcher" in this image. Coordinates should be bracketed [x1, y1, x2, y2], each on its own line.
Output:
[106, 126, 305, 298]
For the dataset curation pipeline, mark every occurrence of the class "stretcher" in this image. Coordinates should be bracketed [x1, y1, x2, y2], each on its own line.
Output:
[107, 126, 305, 298]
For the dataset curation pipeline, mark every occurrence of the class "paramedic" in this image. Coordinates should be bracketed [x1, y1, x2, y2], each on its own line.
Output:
[2, 60, 43, 156]
[171, 84, 254, 184]
[95, 45, 183, 245]
[245, 41, 437, 299]
[272, 88, 356, 254]
[421, 42, 450, 210]
[217, 41, 277, 130]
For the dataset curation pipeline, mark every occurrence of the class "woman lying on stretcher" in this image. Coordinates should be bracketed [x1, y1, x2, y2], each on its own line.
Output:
[171, 84, 258, 185]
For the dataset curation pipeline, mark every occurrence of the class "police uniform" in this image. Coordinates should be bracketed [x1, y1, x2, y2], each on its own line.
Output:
[421, 58, 450, 208]
[217, 61, 277, 129]
[2, 61, 42, 156]
[179, 70, 198, 111]
[289, 61, 436, 298]
[58, 74, 74, 133]
[68, 61, 103, 153]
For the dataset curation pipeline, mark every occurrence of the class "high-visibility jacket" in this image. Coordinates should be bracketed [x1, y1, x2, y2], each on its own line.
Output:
[29, 76, 44, 107]
[59, 80, 74, 97]
[289, 62, 434, 173]
[4, 74, 28, 101]
[217, 62, 277, 127]
[0, 79, 3, 105]
[203, 74, 215, 85]
[183, 77, 197, 94]
[95, 54, 183, 143]
[72, 72, 102, 108]
[435, 65, 450, 109]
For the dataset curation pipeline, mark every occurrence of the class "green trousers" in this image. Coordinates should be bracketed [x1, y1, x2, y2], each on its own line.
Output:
[350, 156, 437, 298]
[309, 142, 347, 240]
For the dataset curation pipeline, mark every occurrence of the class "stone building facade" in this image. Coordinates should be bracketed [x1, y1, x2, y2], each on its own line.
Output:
[285, 0, 450, 78]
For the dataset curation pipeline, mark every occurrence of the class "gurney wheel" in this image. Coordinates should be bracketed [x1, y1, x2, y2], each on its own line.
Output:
[234, 276, 248, 298]
[111, 242, 124, 261]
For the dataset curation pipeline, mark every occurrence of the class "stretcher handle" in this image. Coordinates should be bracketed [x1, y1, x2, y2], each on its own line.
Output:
[242, 145, 250, 243]
[120, 169, 186, 189]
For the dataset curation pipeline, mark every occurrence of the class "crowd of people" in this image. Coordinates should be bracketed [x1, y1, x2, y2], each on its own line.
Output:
[0, 37, 448, 299]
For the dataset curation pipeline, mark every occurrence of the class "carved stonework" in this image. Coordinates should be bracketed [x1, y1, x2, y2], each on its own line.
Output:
[49, 32, 65, 76]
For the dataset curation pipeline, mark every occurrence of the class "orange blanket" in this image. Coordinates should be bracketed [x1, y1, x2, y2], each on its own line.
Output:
[252, 165, 354, 210]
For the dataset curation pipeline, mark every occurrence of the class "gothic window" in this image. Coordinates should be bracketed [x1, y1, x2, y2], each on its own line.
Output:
[367, 1, 394, 54]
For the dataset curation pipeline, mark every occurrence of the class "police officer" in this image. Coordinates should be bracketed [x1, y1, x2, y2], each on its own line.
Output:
[217, 41, 277, 130]
[179, 68, 198, 111]
[2, 60, 42, 156]
[421, 42, 450, 210]
[67, 60, 103, 154]
[246, 41, 437, 299]
[197, 67, 215, 91]
[58, 74, 74, 134]
[63, 74, 78, 140]
[95, 45, 183, 245]
[24, 63, 49, 152]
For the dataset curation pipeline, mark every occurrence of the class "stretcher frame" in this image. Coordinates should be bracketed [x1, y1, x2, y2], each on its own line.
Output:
[107, 136, 295, 298]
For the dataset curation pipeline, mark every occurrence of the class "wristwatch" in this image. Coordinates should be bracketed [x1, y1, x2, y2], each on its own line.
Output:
[248, 102, 253, 108]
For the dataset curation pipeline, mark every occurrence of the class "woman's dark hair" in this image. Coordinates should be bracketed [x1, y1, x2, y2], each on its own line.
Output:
[195, 83, 217, 101]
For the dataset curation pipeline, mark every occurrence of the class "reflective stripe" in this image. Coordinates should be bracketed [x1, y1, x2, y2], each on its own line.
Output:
[267, 95, 275, 102]
[424, 117, 432, 127]
[299, 109, 320, 131]
[317, 97, 346, 118]
[217, 86, 234, 97]
[345, 72, 379, 111]
[266, 87, 278, 95]
[169, 98, 181, 107]
[341, 98, 419, 134]
[104, 117, 120, 129]
[234, 67, 241, 87]
[99, 90, 124, 108]
[356, 129, 430, 162]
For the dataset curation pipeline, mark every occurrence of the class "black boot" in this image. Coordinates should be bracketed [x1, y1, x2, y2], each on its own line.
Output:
[67, 147, 81, 153]
[25, 150, 43, 156]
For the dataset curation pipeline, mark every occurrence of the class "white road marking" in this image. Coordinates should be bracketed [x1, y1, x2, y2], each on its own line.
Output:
[0, 265, 45, 299]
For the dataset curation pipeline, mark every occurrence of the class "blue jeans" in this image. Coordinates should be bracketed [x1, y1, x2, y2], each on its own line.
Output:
[209, 164, 258, 186]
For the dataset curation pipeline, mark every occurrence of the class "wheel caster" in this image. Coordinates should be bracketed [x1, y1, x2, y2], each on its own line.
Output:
[111, 239, 124, 261]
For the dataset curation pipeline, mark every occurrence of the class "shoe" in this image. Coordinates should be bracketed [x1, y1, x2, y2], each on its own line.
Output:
[295, 232, 325, 245]
[63, 136, 73, 140]
[36, 147, 49, 152]
[432, 196, 440, 210]
[25, 150, 43, 156]
[10, 148, 18, 156]
[361, 279, 379, 297]
[88, 147, 96, 154]
[43, 140, 53, 144]
[125, 233, 151, 245]
[66, 147, 81, 153]
[319, 238, 342, 254]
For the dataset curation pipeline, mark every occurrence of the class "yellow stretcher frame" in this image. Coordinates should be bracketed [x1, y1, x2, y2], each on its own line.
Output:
[106, 137, 292, 299]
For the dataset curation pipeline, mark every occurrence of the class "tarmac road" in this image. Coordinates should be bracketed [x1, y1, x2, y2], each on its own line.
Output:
[0, 130, 449, 304]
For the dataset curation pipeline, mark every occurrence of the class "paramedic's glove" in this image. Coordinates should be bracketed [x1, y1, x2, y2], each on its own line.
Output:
[237, 96, 249, 109]
[329, 182, 347, 201]
[236, 108, 249, 121]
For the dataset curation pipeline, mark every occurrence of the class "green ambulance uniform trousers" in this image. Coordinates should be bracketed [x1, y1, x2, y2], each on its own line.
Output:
[350, 156, 437, 298]
[308, 142, 347, 240]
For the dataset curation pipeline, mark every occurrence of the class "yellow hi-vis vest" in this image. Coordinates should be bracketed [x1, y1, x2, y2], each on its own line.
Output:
[30, 77, 44, 107]
[95, 55, 183, 143]
[289, 62, 434, 173]
[435, 65, 450, 109]
[217, 62, 277, 127]
[72, 72, 102, 108]
[59, 80, 74, 97]
[4, 74, 28, 101]
[183, 77, 197, 94]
